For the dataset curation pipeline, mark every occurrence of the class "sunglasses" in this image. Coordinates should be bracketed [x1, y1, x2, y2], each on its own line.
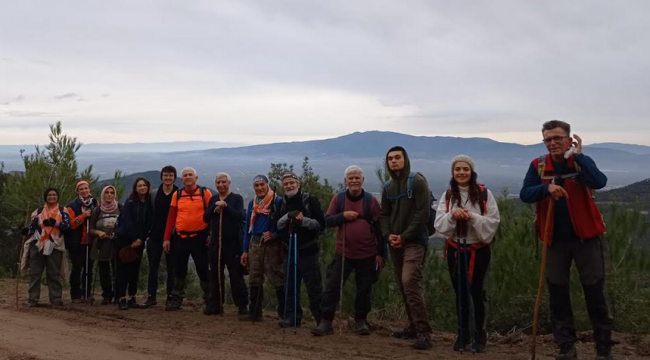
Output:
[543, 135, 569, 144]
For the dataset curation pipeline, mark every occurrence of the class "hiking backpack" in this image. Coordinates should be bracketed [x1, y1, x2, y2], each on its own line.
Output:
[384, 172, 437, 236]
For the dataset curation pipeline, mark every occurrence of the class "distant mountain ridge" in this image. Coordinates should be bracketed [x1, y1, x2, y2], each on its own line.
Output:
[4, 131, 650, 197]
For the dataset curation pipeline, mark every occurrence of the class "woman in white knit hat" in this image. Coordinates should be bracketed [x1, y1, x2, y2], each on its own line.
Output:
[434, 155, 500, 353]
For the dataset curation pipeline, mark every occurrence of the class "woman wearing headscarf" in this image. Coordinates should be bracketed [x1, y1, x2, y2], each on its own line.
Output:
[89, 185, 122, 305]
[114, 178, 153, 310]
[21, 188, 72, 307]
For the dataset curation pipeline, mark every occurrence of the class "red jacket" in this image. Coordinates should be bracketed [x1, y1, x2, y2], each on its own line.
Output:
[533, 154, 606, 244]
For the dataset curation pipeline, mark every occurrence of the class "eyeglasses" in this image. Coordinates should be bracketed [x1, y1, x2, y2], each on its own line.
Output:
[543, 135, 569, 144]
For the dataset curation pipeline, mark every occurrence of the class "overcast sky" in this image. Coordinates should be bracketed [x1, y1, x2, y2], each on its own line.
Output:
[1, 0, 649, 146]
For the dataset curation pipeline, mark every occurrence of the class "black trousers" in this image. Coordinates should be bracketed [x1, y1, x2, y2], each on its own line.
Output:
[207, 245, 248, 308]
[285, 253, 323, 325]
[147, 238, 174, 298]
[446, 244, 491, 333]
[115, 246, 143, 299]
[320, 255, 375, 321]
[68, 243, 93, 299]
[171, 233, 209, 298]
[98, 260, 115, 299]
[546, 238, 613, 349]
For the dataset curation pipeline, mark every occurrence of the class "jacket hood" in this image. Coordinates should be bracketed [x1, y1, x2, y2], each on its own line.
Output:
[385, 146, 411, 180]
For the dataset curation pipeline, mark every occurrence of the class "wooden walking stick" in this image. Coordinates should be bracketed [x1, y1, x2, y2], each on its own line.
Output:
[531, 199, 556, 360]
[15, 204, 31, 308]
[218, 210, 224, 316]
[338, 222, 347, 335]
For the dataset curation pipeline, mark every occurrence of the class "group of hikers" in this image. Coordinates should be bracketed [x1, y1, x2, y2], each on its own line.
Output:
[20, 120, 614, 360]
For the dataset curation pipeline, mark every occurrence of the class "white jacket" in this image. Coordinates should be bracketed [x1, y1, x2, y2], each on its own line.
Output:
[434, 186, 500, 245]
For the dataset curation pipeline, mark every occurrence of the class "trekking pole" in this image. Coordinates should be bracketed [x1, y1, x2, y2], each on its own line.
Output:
[15, 204, 31, 308]
[85, 218, 91, 305]
[218, 211, 224, 315]
[282, 231, 292, 331]
[530, 199, 556, 360]
[338, 223, 347, 335]
[253, 239, 267, 324]
[456, 226, 465, 354]
[293, 232, 298, 335]
[462, 234, 476, 354]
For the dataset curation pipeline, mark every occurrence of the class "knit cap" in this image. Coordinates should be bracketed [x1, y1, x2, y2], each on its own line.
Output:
[451, 155, 475, 174]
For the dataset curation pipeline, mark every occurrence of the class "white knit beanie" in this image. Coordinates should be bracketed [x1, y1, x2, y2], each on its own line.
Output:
[451, 154, 475, 174]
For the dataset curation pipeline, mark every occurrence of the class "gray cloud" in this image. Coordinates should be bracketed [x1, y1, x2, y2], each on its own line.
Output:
[0, 0, 648, 145]
[54, 93, 80, 100]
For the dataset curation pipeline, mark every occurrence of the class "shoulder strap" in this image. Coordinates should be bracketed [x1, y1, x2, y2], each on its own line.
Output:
[445, 189, 452, 212]
[301, 192, 311, 216]
[407, 172, 416, 199]
[478, 184, 488, 215]
[336, 192, 346, 214]
[537, 155, 547, 178]
[362, 192, 373, 223]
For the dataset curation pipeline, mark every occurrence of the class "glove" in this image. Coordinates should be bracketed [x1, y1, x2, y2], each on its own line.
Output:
[49, 218, 59, 228]
[288, 210, 301, 220]
[42, 219, 53, 227]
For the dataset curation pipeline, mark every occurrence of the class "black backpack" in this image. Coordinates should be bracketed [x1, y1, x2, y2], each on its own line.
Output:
[384, 172, 437, 236]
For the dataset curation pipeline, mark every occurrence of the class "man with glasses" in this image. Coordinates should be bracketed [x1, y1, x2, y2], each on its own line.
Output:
[520, 120, 613, 360]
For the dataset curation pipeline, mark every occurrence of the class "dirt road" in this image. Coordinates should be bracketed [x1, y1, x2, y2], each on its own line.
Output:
[0, 281, 647, 360]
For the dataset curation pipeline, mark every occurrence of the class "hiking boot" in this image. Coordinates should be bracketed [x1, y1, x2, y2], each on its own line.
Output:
[556, 343, 578, 360]
[118, 298, 129, 310]
[27, 301, 39, 308]
[165, 295, 182, 311]
[278, 318, 301, 328]
[311, 319, 333, 336]
[101, 297, 112, 305]
[71, 298, 85, 304]
[237, 305, 250, 320]
[413, 334, 433, 350]
[475, 330, 487, 353]
[50, 301, 64, 308]
[127, 297, 140, 309]
[142, 295, 157, 308]
[594, 345, 613, 360]
[391, 327, 417, 339]
[165, 295, 173, 307]
[453, 329, 471, 352]
[355, 319, 370, 336]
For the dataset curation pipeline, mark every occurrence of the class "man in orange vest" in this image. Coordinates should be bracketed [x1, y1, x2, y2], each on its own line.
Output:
[163, 167, 212, 311]
[520, 120, 613, 360]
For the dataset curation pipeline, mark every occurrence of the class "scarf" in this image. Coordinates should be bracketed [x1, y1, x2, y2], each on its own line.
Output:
[80, 195, 94, 209]
[248, 189, 275, 234]
[100, 186, 118, 213]
[35, 204, 63, 252]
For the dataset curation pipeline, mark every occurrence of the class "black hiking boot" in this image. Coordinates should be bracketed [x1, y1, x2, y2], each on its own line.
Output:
[556, 343, 578, 360]
[142, 295, 156, 308]
[594, 344, 613, 360]
[355, 319, 370, 335]
[237, 305, 250, 320]
[475, 330, 487, 353]
[278, 318, 301, 328]
[391, 326, 417, 339]
[127, 297, 140, 309]
[165, 295, 182, 311]
[413, 334, 433, 350]
[275, 286, 285, 319]
[311, 319, 333, 336]
[453, 329, 470, 352]
[118, 298, 129, 310]
[240, 286, 263, 321]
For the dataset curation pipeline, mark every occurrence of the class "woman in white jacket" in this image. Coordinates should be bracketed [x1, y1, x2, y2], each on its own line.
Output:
[434, 155, 500, 353]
